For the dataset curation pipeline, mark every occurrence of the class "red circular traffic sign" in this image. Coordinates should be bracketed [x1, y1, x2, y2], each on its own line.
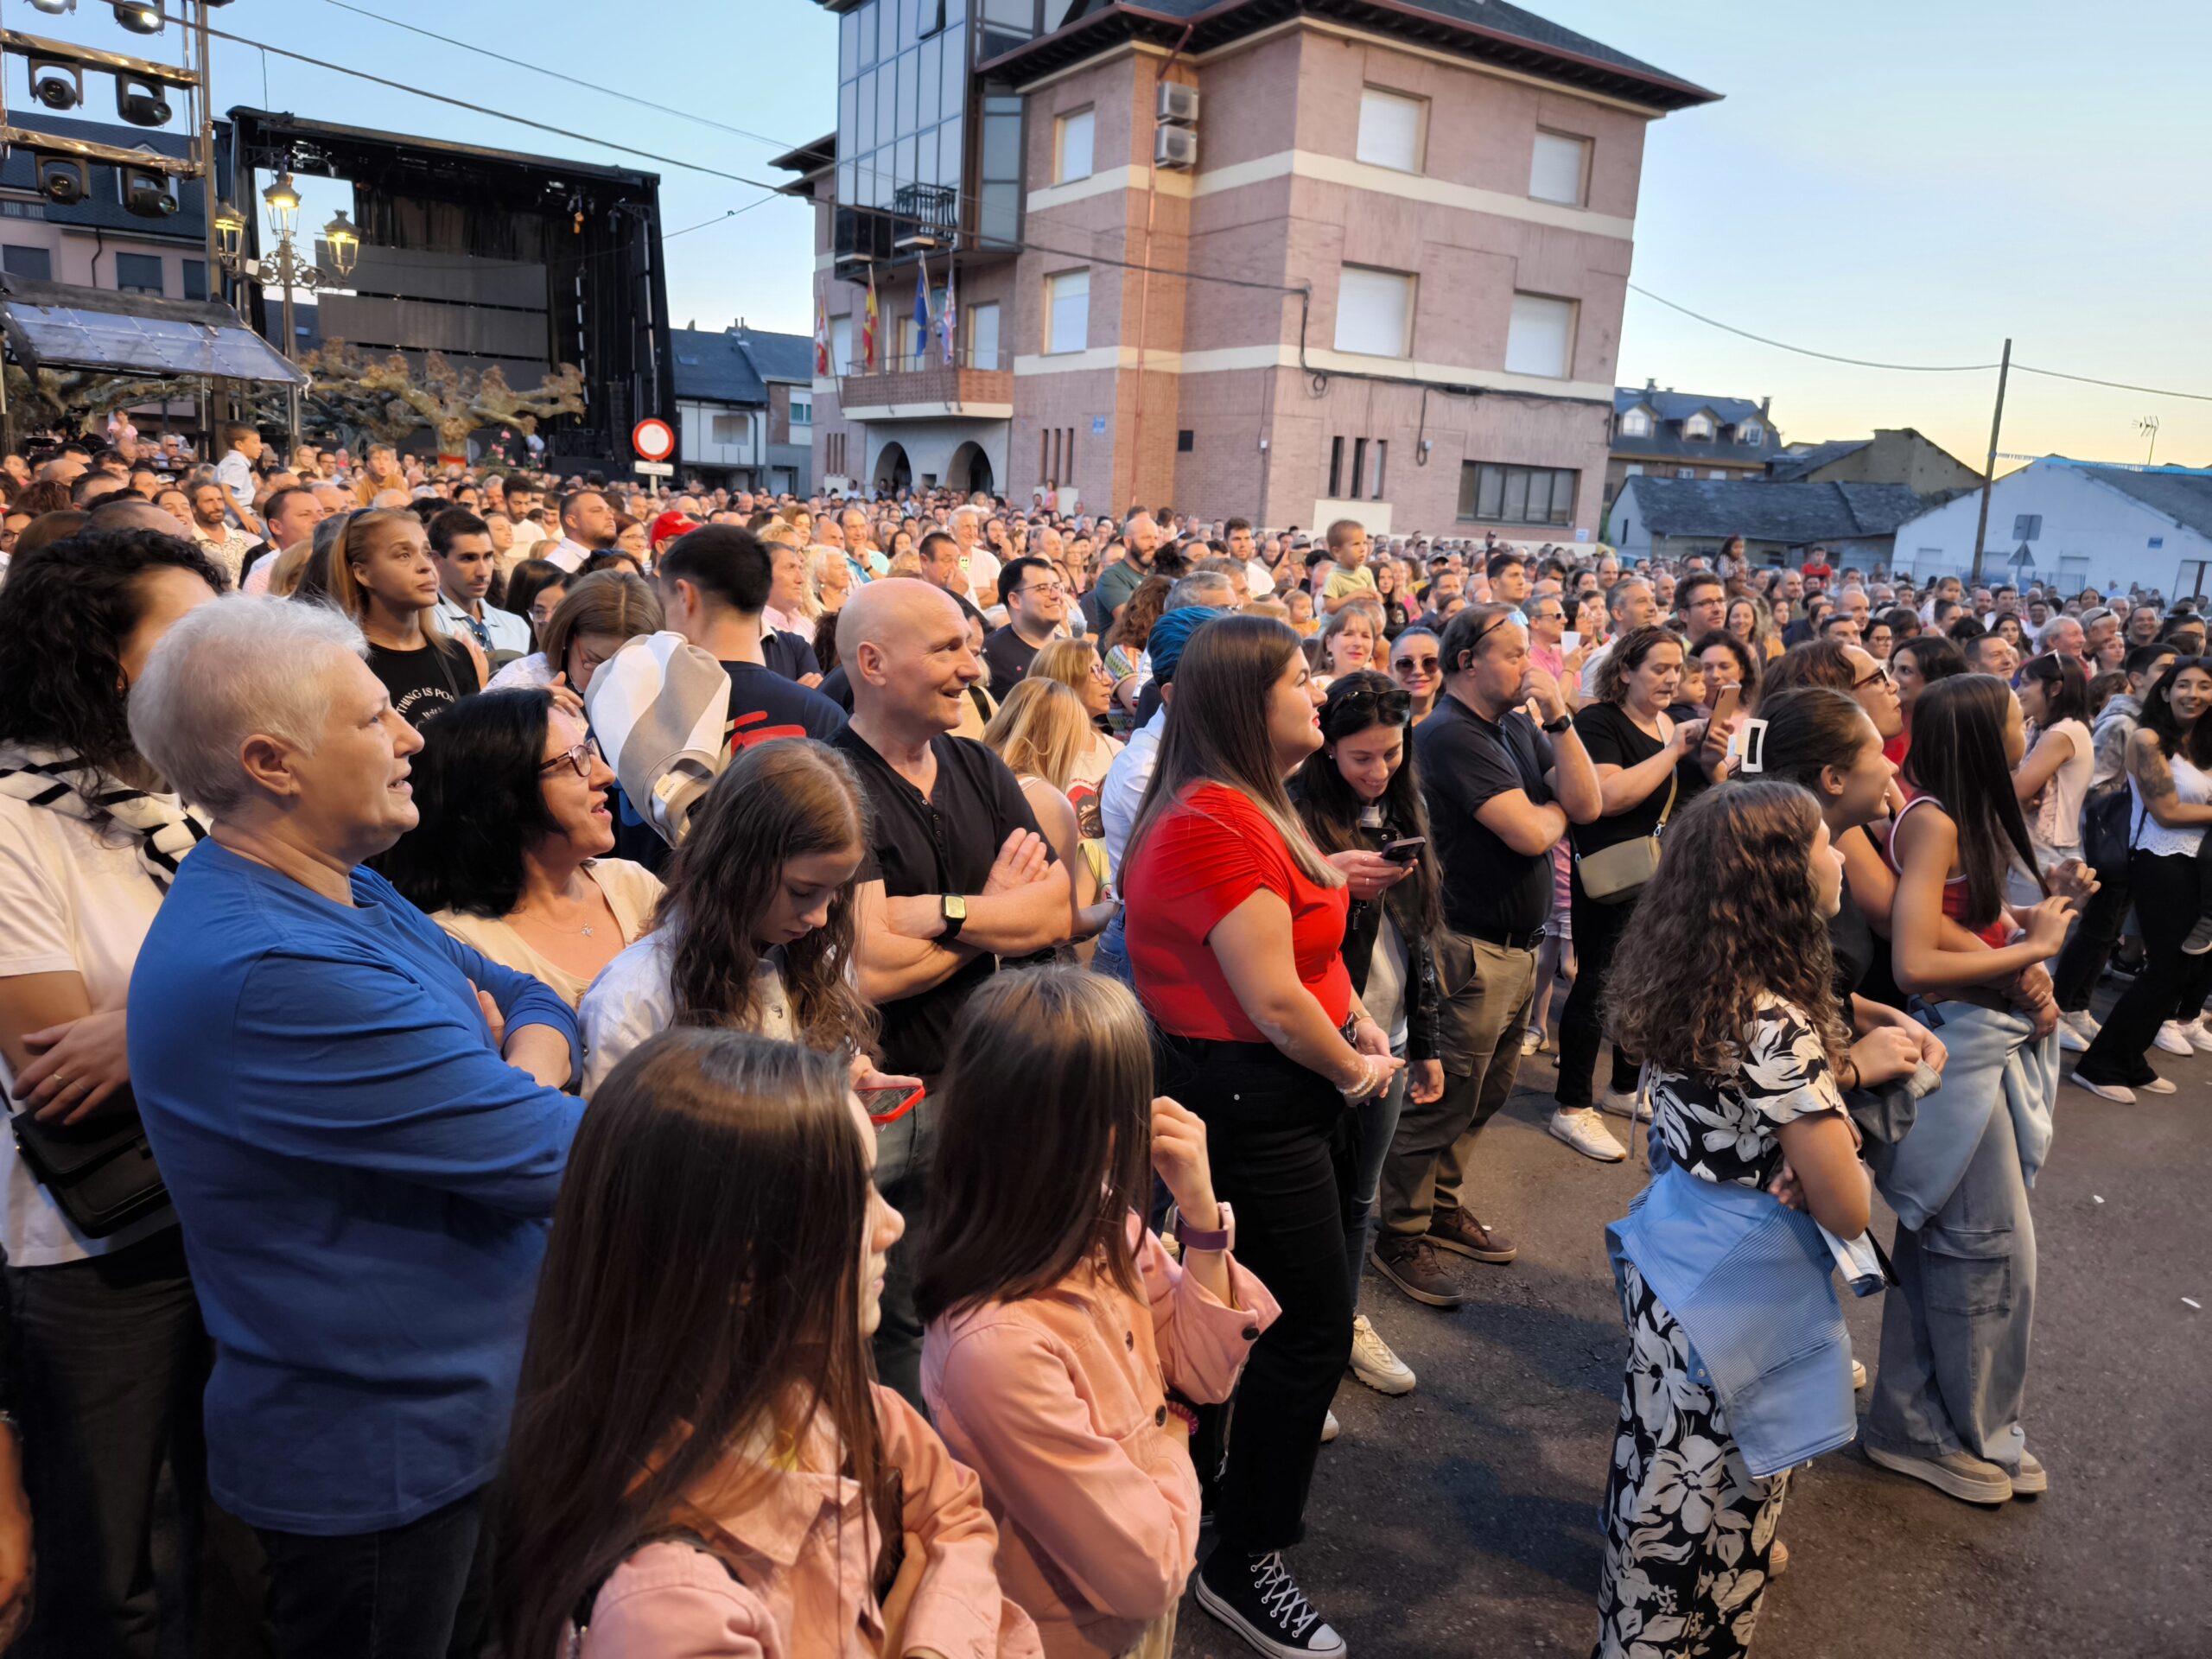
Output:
[632, 417, 675, 461]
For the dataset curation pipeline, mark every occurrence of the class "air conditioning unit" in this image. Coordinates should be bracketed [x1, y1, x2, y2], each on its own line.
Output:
[1157, 81, 1199, 124]
[1154, 124, 1198, 170]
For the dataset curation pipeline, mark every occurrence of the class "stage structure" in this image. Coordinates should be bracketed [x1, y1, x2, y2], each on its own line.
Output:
[225, 107, 674, 469]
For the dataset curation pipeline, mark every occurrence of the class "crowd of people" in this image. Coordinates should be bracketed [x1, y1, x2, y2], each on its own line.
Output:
[0, 419, 2194, 1659]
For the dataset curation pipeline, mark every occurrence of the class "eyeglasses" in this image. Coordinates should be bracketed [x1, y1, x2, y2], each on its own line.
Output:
[1852, 661, 1894, 691]
[1015, 581, 1066, 600]
[1392, 652, 1441, 676]
[537, 737, 602, 779]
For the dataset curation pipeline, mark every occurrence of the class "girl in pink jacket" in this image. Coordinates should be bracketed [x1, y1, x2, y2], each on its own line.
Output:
[917, 969, 1281, 1659]
[493, 1029, 1042, 1659]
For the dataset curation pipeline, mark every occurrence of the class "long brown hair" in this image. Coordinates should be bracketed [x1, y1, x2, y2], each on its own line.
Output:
[1123, 613, 1344, 887]
[493, 1031, 892, 1658]
[320, 507, 450, 639]
[1292, 671, 1442, 937]
[539, 569, 663, 676]
[1605, 780, 1848, 1081]
[655, 741, 876, 1054]
[1903, 673, 2041, 926]
[915, 968, 1154, 1319]
[1101, 572, 1173, 653]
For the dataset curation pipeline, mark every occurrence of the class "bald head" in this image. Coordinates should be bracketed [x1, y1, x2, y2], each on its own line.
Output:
[838, 577, 979, 734]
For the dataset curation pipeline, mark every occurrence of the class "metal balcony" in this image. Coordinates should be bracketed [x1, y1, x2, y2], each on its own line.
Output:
[836, 344, 1012, 416]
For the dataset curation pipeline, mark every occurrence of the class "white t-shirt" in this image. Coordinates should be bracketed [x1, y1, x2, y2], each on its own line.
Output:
[577, 934, 794, 1096]
[432, 859, 664, 1010]
[0, 795, 178, 1265]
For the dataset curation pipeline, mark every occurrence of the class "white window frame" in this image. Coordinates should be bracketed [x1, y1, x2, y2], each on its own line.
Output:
[830, 315, 854, 375]
[1333, 265, 1415, 360]
[1503, 291, 1575, 379]
[1054, 106, 1095, 184]
[1683, 412, 1715, 440]
[1044, 268, 1090, 355]
[1675, 467, 1697, 479]
[1529, 129, 1591, 207]
[968, 299, 1001, 369]
[1738, 421, 1763, 447]
[1623, 462, 1644, 477]
[1619, 407, 1650, 438]
[1355, 86, 1427, 175]
[711, 412, 752, 445]
[790, 398, 812, 426]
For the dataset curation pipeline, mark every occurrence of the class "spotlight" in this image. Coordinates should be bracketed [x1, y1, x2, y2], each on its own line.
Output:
[27, 0, 78, 16]
[29, 59, 83, 112]
[37, 156, 88, 207]
[116, 74, 172, 128]
[123, 168, 178, 219]
[111, 3, 162, 35]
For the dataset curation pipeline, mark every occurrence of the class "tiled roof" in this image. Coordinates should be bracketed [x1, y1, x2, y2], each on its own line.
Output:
[734, 327, 817, 384]
[1612, 433, 1772, 467]
[1614, 385, 1766, 427]
[1618, 477, 1927, 543]
[671, 328, 766, 404]
[2082, 466, 2212, 541]
[1764, 439, 1870, 482]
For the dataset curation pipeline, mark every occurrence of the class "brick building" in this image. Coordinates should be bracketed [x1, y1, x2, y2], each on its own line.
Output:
[779, 0, 1715, 534]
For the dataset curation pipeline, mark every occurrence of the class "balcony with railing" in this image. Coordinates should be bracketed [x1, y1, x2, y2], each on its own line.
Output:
[836, 343, 1012, 416]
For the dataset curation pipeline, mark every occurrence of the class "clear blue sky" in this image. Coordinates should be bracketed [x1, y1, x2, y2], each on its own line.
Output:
[46, 1, 2209, 471]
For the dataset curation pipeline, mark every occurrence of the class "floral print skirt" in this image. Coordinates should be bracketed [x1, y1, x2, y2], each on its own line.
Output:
[1593, 1259, 1789, 1659]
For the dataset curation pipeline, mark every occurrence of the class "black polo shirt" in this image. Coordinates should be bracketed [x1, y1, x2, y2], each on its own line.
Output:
[1415, 691, 1559, 937]
[833, 726, 1048, 1081]
[980, 624, 1042, 692]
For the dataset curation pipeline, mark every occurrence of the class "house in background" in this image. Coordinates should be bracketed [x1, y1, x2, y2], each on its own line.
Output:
[1888, 458, 2212, 599]
[1610, 474, 1924, 569]
[671, 323, 816, 493]
[785, 0, 1718, 531]
[1605, 381, 1775, 505]
[1766, 428, 1980, 499]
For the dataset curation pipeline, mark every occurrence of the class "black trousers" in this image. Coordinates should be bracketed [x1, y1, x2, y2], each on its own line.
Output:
[1155, 1033, 1354, 1555]
[255, 1488, 488, 1659]
[3, 1227, 207, 1659]
[2075, 850, 2212, 1085]
[2052, 858, 2132, 1013]
[1554, 874, 1640, 1108]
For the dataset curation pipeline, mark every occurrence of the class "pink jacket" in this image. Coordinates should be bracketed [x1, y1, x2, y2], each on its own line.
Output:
[578, 1385, 1043, 1658]
[921, 1218, 1281, 1659]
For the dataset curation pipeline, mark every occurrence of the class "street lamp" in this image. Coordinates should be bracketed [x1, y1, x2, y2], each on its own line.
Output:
[111, 2, 162, 34]
[222, 169, 361, 442]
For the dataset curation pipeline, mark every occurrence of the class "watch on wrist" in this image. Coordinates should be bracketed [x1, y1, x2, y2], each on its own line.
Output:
[939, 892, 968, 942]
[1542, 712, 1573, 734]
[1173, 1201, 1234, 1254]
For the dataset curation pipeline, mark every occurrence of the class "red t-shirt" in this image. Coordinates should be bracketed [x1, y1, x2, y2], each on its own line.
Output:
[1122, 782, 1353, 1042]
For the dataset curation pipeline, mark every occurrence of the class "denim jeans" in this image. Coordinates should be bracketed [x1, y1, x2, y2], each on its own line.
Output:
[1091, 907, 1135, 988]
[256, 1488, 487, 1659]
[1155, 1033, 1353, 1554]
[1343, 1043, 1408, 1313]
[1554, 878, 1639, 1108]
[3, 1226, 207, 1659]
[1864, 1102, 2036, 1469]
[870, 1093, 938, 1411]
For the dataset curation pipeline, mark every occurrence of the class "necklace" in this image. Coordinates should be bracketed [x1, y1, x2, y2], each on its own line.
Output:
[516, 880, 608, 938]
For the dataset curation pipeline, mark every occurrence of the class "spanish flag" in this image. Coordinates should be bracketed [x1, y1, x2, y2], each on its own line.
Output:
[862, 267, 880, 373]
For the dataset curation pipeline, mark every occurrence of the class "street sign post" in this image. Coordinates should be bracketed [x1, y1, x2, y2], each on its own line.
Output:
[633, 461, 675, 477]
[631, 417, 675, 461]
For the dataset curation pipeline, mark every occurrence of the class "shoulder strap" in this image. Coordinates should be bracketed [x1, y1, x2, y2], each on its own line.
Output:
[1653, 768, 1680, 832]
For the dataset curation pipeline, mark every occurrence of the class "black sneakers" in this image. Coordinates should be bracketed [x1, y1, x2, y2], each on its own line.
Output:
[1196, 1548, 1347, 1658]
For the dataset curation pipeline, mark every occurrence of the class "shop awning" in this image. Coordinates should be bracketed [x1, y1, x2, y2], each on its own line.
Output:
[0, 275, 307, 385]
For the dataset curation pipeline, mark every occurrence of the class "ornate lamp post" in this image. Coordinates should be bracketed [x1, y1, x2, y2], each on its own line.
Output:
[211, 170, 358, 440]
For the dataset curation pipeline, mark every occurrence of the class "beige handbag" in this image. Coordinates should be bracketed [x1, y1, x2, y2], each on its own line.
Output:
[1575, 771, 1677, 905]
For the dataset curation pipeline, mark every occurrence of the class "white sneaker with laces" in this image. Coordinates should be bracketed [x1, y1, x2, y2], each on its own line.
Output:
[1597, 1085, 1650, 1121]
[1550, 1107, 1627, 1163]
[2185, 1018, 2212, 1053]
[2061, 1007, 2101, 1043]
[1521, 1027, 1541, 1057]
[1349, 1313, 1416, 1395]
[2156, 1020, 2195, 1056]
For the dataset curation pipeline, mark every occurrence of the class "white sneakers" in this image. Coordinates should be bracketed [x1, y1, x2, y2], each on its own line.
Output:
[2154, 1020, 2199, 1056]
[2057, 1008, 2099, 1052]
[1319, 1408, 1339, 1444]
[2070, 1074, 2137, 1103]
[1596, 1085, 1650, 1122]
[1349, 1313, 1416, 1395]
[1550, 1107, 1627, 1163]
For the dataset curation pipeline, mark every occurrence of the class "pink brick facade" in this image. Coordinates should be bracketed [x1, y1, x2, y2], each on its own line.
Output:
[795, 12, 1705, 537]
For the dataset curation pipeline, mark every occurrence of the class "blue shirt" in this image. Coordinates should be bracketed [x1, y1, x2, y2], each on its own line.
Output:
[130, 844, 583, 1535]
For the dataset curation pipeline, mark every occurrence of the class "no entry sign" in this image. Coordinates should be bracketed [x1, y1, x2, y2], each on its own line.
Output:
[632, 417, 675, 461]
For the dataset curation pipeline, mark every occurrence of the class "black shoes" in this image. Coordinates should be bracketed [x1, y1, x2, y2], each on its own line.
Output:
[1196, 1548, 1347, 1658]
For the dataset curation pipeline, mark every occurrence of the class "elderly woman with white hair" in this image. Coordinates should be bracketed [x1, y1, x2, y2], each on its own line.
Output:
[122, 596, 582, 1659]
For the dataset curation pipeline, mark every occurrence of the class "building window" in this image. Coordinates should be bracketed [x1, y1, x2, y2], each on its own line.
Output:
[1054, 107, 1094, 183]
[1176, 429, 1193, 453]
[968, 300, 1000, 368]
[113, 252, 163, 296]
[1327, 436, 1344, 498]
[1369, 438, 1388, 499]
[1458, 461, 1577, 526]
[1, 245, 51, 281]
[712, 413, 752, 444]
[1623, 463, 1644, 477]
[1503, 292, 1574, 378]
[1709, 469, 1728, 480]
[1355, 87, 1425, 174]
[1044, 268, 1089, 354]
[1738, 420, 1763, 447]
[831, 315, 854, 374]
[1683, 412, 1714, 440]
[1676, 467, 1697, 479]
[1333, 265, 1414, 359]
[1618, 407, 1650, 438]
[791, 398, 812, 426]
[181, 258, 207, 301]
[1529, 130, 1591, 207]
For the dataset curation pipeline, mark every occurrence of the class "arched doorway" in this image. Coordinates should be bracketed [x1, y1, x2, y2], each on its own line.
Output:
[873, 441, 912, 493]
[947, 441, 993, 496]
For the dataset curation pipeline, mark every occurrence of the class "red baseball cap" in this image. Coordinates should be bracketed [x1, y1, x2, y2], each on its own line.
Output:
[649, 510, 699, 550]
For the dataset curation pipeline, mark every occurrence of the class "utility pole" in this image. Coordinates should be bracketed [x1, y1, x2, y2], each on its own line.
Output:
[1968, 338, 2012, 587]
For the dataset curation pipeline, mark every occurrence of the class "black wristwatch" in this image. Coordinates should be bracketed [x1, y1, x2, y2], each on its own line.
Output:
[1542, 712, 1573, 734]
[940, 893, 968, 942]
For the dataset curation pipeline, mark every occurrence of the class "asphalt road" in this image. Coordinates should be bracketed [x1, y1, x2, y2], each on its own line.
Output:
[1173, 1012, 2212, 1659]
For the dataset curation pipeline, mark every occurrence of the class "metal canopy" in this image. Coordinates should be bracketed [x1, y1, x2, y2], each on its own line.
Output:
[0, 275, 308, 385]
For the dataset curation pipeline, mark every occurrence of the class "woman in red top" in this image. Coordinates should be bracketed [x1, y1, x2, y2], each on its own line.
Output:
[1121, 613, 1399, 1659]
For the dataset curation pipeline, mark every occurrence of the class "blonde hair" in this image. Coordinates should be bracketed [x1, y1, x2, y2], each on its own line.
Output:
[983, 677, 1092, 791]
[322, 508, 450, 641]
[1028, 636, 1100, 696]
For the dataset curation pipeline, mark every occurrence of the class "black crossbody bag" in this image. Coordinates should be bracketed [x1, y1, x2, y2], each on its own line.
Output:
[10, 1094, 168, 1238]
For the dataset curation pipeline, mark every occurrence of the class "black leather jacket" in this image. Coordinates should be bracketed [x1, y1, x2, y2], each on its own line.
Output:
[1304, 801, 1442, 1064]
